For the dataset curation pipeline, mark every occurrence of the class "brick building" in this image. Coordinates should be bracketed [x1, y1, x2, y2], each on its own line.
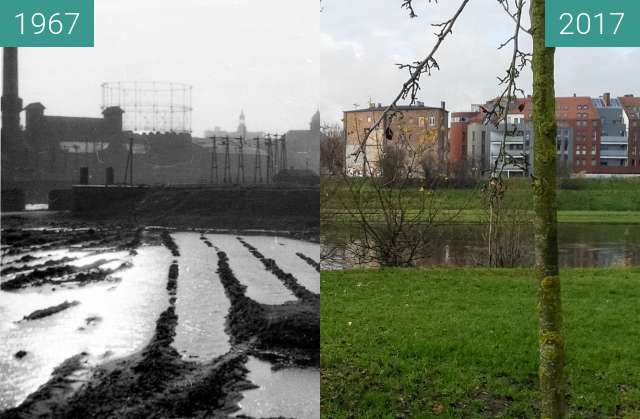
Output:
[450, 109, 482, 173]
[620, 95, 640, 169]
[450, 93, 640, 176]
[343, 102, 448, 176]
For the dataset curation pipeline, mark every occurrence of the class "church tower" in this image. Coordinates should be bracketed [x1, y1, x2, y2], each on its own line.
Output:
[310, 109, 320, 132]
[237, 109, 247, 138]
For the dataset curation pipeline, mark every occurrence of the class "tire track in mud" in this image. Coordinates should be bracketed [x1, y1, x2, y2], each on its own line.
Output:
[1, 228, 144, 291]
[296, 252, 320, 272]
[0, 260, 130, 291]
[1, 227, 142, 258]
[236, 237, 318, 302]
[0, 230, 253, 418]
[1, 257, 75, 276]
[0, 230, 183, 417]
[208, 237, 319, 367]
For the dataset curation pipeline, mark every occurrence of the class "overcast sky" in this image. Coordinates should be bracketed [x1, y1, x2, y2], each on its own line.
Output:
[8, 0, 319, 136]
[320, 0, 640, 124]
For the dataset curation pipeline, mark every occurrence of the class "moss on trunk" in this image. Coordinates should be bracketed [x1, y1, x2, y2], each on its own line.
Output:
[531, 0, 566, 417]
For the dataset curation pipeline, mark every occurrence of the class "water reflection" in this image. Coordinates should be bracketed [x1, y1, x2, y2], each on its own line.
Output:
[172, 233, 231, 361]
[235, 356, 320, 419]
[207, 234, 296, 305]
[0, 246, 170, 410]
[322, 223, 640, 269]
[240, 236, 320, 294]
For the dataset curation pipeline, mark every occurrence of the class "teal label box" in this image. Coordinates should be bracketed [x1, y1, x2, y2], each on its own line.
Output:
[0, 0, 94, 47]
[546, 0, 640, 47]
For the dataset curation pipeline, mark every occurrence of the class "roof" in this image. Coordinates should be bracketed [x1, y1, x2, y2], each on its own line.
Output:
[554, 96, 600, 120]
[24, 102, 45, 110]
[451, 111, 483, 123]
[344, 105, 446, 113]
[619, 95, 640, 121]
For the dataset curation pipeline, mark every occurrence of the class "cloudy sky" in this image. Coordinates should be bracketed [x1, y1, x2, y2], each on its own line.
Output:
[10, 0, 319, 136]
[320, 0, 640, 124]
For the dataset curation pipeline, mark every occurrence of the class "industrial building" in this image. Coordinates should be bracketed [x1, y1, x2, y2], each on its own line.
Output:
[284, 110, 322, 174]
[1, 47, 320, 207]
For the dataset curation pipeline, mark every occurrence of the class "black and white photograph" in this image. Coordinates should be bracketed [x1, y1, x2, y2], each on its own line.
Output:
[1, 1, 320, 417]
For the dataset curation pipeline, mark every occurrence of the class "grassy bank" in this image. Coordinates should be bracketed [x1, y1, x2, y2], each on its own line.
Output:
[321, 268, 640, 418]
[321, 177, 640, 217]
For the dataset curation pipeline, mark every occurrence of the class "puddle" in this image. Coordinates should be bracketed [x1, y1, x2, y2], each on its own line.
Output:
[207, 234, 296, 305]
[171, 233, 231, 361]
[236, 356, 320, 419]
[241, 236, 320, 294]
[0, 245, 171, 410]
[25, 204, 49, 211]
[1, 249, 90, 268]
[67, 251, 131, 269]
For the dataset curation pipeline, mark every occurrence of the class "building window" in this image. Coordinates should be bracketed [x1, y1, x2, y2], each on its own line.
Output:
[429, 116, 436, 126]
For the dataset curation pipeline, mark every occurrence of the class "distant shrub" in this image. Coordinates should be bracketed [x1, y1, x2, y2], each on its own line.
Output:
[559, 178, 586, 190]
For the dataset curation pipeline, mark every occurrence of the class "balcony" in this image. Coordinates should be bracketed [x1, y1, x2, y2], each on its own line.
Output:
[601, 136, 628, 145]
[600, 146, 628, 158]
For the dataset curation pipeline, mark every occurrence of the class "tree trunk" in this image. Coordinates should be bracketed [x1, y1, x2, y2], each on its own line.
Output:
[530, 1, 565, 417]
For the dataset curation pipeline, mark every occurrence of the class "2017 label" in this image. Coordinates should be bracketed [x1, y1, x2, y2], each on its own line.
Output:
[559, 12, 624, 36]
[546, 0, 639, 47]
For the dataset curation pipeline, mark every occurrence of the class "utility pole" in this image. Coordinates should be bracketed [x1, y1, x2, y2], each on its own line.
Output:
[236, 136, 245, 184]
[253, 137, 262, 184]
[209, 136, 218, 184]
[129, 137, 133, 185]
[273, 133, 279, 175]
[223, 135, 231, 184]
[265, 135, 272, 184]
[280, 135, 287, 171]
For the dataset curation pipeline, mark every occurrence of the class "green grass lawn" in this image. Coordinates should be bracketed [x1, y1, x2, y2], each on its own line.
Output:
[321, 268, 640, 418]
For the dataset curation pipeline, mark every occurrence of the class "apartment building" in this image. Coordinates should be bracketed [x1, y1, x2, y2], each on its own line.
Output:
[343, 102, 448, 176]
[450, 93, 639, 176]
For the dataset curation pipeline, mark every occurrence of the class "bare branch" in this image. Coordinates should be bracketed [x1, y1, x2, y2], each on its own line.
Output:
[352, 0, 471, 164]
[497, 0, 532, 35]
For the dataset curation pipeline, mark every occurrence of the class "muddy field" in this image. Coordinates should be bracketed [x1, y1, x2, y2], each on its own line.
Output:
[0, 217, 320, 418]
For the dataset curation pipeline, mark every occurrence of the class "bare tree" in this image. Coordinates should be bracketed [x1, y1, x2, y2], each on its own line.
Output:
[320, 124, 345, 176]
[337, 123, 453, 267]
[480, 180, 530, 267]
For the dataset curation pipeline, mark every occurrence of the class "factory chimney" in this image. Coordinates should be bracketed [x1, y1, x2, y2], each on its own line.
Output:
[1, 47, 23, 147]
